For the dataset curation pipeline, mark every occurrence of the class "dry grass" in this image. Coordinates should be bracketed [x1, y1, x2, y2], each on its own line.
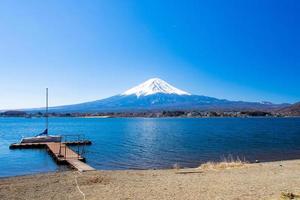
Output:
[199, 155, 248, 170]
[280, 192, 300, 200]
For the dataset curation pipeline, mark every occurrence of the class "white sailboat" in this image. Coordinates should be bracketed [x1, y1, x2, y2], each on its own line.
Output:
[20, 88, 62, 143]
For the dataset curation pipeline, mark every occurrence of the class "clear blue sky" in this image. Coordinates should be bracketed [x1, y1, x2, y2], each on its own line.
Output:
[0, 0, 299, 109]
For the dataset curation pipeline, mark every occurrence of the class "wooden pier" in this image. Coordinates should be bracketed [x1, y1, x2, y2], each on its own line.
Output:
[9, 140, 91, 149]
[9, 141, 95, 172]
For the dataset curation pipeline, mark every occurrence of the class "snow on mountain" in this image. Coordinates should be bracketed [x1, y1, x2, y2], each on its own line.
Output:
[122, 78, 191, 97]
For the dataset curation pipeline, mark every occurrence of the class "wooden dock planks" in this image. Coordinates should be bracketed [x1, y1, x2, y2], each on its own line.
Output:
[9, 140, 91, 149]
[9, 141, 95, 172]
[46, 142, 84, 161]
[67, 159, 95, 172]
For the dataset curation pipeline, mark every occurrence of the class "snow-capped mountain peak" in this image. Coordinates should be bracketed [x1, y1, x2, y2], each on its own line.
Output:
[122, 78, 191, 97]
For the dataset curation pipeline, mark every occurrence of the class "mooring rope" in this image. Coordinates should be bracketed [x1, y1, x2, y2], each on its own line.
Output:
[74, 172, 86, 200]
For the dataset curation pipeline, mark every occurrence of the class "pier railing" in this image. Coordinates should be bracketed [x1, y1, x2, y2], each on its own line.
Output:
[59, 134, 87, 160]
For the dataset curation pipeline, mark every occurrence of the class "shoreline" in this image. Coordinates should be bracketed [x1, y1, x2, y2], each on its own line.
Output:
[1, 159, 300, 199]
[2, 156, 300, 179]
[2, 116, 300, 119]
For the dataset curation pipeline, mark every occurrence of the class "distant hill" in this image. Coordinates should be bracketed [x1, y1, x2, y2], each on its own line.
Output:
[278, 102, 300, 116]
[32, 78, 289, 113]
[0, 110, 27, 117]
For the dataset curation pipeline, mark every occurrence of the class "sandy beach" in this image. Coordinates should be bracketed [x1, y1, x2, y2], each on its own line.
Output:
[1, 160, 300, 200]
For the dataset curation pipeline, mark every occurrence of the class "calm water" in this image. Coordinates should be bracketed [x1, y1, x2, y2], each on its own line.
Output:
[0, 117, 300, 177]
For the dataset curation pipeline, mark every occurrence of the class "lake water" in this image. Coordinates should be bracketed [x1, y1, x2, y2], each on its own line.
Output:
[0, 117, 300, 177]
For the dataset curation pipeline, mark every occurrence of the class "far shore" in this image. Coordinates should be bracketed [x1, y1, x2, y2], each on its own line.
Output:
[1, 159, 300, 200]
[1, 115, 300, 119]
[76, 115, 111, 118]
[2, 109, 299, 118]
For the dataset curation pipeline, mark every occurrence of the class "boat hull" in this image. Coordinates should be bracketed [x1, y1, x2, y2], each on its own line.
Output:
[21, 135, 62, 143]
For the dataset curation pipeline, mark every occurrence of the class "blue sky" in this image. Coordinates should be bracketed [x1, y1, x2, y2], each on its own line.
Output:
[0, 0, 299, 109]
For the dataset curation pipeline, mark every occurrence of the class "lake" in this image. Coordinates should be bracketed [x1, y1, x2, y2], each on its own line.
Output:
[0, 117, 300, 177]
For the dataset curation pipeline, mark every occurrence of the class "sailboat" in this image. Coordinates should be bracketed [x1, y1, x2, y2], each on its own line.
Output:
[20, 88, 62, 143]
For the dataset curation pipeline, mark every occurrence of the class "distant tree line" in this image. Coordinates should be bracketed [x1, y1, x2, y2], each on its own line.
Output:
[0, 110, 284, 118]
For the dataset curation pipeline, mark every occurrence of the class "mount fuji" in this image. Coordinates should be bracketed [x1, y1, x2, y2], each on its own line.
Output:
[122, 78, 191, 97]
[46, 78, 287, 113]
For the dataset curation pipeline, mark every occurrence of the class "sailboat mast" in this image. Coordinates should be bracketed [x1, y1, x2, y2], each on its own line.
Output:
[46, 88, 48, 133]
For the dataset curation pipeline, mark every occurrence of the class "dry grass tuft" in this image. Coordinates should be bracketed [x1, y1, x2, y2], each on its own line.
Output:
[199, 155, 248, 170]
[280, 192, 300, 200]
